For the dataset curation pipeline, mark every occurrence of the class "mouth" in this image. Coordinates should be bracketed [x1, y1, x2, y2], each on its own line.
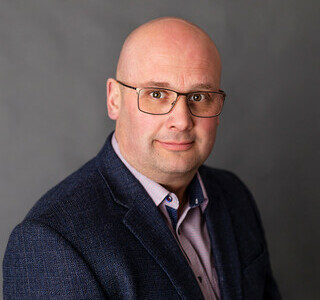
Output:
[155, 140, 194, 151]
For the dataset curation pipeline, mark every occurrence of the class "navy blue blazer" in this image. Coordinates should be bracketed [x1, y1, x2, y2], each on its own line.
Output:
[3, 133, 281, 299]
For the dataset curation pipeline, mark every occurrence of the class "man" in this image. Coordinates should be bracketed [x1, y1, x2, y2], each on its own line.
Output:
[3, 17, 281, 299]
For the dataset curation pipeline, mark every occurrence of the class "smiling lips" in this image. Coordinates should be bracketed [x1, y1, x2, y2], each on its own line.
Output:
[156, 140, 194, 151]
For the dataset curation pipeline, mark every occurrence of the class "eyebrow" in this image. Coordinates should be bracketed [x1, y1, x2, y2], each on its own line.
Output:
[141, 81, 171, 88]
[141, 81, 216, 91]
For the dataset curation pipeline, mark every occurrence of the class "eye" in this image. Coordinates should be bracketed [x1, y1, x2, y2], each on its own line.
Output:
[190, 93, 205, 102]
[150, 90, 165, 99]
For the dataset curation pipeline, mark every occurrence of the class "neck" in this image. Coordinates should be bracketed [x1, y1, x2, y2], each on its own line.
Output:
[160, 173, 195, 215]
[113, 132, 197, 211]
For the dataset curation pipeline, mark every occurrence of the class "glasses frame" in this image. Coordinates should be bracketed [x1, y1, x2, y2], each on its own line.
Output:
[116, 79, 226, 118]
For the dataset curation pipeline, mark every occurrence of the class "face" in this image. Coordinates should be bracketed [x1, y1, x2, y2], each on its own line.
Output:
[107, 21, 221, 185]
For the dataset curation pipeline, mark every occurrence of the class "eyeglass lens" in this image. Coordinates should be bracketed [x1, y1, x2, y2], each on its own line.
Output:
[138, 88, 224, 117]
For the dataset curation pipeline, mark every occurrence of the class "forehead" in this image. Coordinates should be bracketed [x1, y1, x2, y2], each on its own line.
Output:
[123, 27, 221, 89]
[143, 63, 217, 91]
[131, 48, 219, 90]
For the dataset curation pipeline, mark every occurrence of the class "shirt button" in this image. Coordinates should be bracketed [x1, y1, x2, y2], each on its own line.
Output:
[195, 198, 199, 205]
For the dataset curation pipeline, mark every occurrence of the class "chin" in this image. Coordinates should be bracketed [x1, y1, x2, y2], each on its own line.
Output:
[157, 159, 200, 175]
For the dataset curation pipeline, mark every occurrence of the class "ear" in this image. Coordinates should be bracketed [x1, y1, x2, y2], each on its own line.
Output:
[106, 78, 122, 120]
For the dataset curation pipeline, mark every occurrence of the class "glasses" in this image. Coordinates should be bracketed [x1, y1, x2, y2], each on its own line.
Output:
[116, 80, 226, 118]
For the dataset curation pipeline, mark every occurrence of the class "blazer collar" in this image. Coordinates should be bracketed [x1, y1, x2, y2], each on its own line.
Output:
[199, 166, 243, 300]
[96, 133, 204, 299]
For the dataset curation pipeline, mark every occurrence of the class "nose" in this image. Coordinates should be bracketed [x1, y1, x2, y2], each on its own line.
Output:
[166, 95, 194, 131]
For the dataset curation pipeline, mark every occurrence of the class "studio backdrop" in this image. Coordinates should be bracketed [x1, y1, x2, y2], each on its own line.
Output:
[1, 1, 319, 299]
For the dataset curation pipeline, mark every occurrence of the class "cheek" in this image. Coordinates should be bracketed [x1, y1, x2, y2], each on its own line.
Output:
[132, 108, 163, 134]
[117, 99, 141, 149]
[122, 103, 162, 146]
[197, 119, 219, 150]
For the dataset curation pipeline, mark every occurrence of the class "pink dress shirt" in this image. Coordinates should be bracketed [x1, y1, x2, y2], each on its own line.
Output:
[112, 134, 220, 300]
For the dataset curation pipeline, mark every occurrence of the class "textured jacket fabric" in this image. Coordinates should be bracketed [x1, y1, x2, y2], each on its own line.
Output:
[3, 133, 281, 299]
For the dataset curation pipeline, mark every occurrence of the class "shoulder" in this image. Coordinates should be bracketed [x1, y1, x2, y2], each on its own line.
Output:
[3, 151, 119, 298]
[3, 214, 106, 298]
[199, 165, 265, 237]
[199, 165, 252, 199]
[21, 155, 117, 236]
[199, 164, 257, 212]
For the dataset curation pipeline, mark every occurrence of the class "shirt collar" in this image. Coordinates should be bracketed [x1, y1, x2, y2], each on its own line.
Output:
[111, 132, 209, 210]
[112, 133, 168, 206]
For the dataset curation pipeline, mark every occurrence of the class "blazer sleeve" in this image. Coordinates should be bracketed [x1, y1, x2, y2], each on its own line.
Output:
[3, 221, 106, 300]
[216, 168, 282, 300]
[246, 184, 282, 300]
[263, 259, 282, 300]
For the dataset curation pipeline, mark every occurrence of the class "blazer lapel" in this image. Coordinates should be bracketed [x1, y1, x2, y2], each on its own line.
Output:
[124, 196, 204, 299]
[200, 167, 243, 300]
[96, 134, 204, 299]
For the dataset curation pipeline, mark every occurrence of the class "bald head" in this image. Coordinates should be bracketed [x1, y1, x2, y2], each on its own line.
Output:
[116, 17, 221, 85]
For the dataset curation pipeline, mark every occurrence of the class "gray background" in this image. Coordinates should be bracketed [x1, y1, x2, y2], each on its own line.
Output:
[1, 0, 319, 299]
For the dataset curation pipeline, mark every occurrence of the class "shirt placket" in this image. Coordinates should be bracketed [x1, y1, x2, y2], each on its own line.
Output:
[164, 195, 219, 300]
